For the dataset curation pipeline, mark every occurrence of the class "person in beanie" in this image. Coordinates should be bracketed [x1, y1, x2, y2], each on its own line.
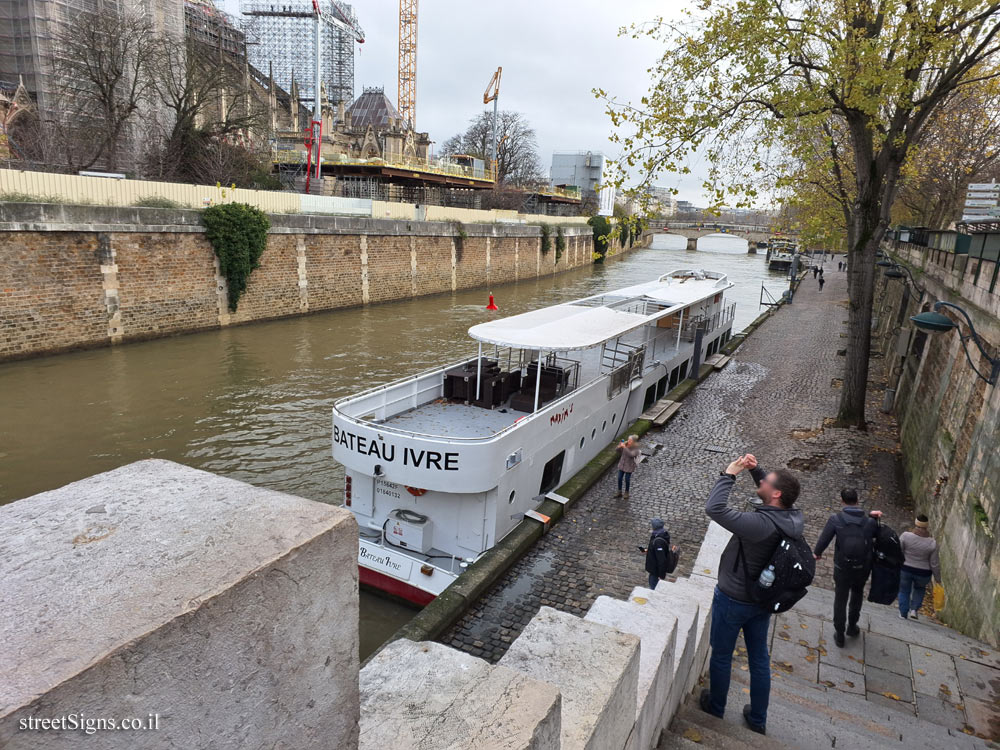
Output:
[639, 518, 677, 590]
[614, 434, 641, 499]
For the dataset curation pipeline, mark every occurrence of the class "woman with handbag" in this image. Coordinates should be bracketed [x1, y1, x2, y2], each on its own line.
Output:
[898, 514, 942, 620]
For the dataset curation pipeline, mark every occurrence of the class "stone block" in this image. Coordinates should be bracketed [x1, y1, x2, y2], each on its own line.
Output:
[359, 640, 561, 750]
[629, 586, 700, 731]
[866, 633, 912, 676]
[690, 521, 732, 581]
[666, 579, 716, 691]
[0, 460, 359, 750]
[910, 646, 961, 702]
[586, 596, 677, 750]
[499, 606, 639, 750]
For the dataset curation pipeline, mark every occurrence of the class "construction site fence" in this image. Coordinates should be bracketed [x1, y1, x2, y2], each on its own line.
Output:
[0, 169, 591, 227]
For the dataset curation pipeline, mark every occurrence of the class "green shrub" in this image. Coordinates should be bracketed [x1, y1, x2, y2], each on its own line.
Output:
[588, 215, 613, 264]
[452, 221, 467, 261]
[540, 223, 552, 255]
[134, 196, 184, 209]
[0, 191, 68, 204]
[201, 203, 271, 312]
[555, 225, 566, 263]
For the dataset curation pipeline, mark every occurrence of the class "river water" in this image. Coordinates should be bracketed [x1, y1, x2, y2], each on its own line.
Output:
[0, 232, 787, 658]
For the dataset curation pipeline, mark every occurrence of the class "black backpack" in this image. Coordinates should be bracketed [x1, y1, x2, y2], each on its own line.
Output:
[737, 514, 816, 614]
[868, 520, 903, 605]
[648, 536, 680, 576]
[835, 516, 873, 574]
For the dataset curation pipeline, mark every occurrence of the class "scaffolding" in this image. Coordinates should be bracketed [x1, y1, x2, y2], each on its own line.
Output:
[240, 0, 362, 109]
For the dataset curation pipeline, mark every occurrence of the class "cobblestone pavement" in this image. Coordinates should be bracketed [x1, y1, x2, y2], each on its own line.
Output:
[439, 268, 918, 664]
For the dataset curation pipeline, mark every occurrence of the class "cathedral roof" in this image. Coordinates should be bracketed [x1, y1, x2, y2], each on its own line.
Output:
[348, 87, 403, 130]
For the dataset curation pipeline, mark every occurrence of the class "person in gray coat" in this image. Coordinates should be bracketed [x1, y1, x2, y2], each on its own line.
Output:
[699, 454, 804, 736]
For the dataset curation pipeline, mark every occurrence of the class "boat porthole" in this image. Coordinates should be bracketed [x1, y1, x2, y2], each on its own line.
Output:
[612, 413, 617, 424]
[579, 436, 585, 448]
[508, 490, 516, 505]
[602, 420, 607, 431]
[591, 428, 596, 440]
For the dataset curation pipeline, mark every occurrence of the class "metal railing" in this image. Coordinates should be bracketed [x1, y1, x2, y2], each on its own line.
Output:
[272, 148, 496, 183]
[605, 343, 645, 399]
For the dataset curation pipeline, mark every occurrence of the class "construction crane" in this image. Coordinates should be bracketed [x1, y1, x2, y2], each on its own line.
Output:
[483, 67, 502, 182]
[241, 1, 364, 192]
[398, 0, 418, 129]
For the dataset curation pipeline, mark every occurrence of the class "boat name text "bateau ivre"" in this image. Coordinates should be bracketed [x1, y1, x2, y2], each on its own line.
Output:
[334, 424, 460, 470]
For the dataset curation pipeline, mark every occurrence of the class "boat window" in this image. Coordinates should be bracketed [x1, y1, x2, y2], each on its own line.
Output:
[508, 490, 516, 505]
[539, 451, 565, 495]
[602, 420, 607, 431]
[579, 436, 585, 449]
[591, 428, 596, 440]
[643, 384, 657, 410]
[612, 413, 617, 424]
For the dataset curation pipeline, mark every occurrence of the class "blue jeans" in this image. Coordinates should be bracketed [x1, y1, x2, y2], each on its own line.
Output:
[898, 568, 931, 616]
[708, 587, 771, 727]
[649, 573, 661, 590]
[617, 470, 632, 491]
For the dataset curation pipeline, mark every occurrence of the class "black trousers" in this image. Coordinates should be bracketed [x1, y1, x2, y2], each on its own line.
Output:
[833, 568, 867, 634]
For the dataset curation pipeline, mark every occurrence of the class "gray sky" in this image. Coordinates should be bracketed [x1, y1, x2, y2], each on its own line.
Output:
[222, 0, 709, 203]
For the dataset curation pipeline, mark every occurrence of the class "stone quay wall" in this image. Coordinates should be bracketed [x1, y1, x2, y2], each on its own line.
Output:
[878, 239, 1000, 647]
[0, 203, 611, 362]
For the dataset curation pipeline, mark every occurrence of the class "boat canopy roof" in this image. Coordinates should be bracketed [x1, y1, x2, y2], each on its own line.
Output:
[468, 269, 732, 351]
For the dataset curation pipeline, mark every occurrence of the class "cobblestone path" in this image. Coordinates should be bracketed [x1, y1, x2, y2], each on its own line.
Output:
[439, 268, 917, 663]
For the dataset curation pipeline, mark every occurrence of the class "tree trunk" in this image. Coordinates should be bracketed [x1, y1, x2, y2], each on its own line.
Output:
[837, 212, 880, 427]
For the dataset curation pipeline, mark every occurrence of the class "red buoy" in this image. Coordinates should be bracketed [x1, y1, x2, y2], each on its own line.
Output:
[486, 294, 498, 311]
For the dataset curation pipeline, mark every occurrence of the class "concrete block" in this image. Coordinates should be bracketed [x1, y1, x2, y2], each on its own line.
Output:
[499, 607, 640, 750]
[629, 586, 700, 731]
[667, 579, 716, 689]
[359, 640, 561, 750]
[0, 460, 359, 750]
[690, 521, 732, 581]
[586, 596, 677, 750]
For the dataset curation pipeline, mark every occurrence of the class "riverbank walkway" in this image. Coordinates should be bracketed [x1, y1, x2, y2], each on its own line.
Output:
[438, 267, 1000, 742]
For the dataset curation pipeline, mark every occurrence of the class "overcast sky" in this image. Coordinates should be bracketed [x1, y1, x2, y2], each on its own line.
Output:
[222, 1, 709, 203]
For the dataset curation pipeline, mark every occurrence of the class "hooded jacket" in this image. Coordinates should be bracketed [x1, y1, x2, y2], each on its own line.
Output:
[705, 467, 805, 603]
[645, 528, 672, 578]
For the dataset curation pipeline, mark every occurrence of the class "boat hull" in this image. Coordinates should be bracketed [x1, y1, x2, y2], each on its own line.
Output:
[359, 564, 437, 606]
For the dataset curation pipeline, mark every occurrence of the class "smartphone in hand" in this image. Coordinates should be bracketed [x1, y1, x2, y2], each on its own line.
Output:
[637, 546, 646, 553]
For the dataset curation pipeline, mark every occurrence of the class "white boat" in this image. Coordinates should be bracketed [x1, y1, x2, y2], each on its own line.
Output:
[332, 269, 736, 605]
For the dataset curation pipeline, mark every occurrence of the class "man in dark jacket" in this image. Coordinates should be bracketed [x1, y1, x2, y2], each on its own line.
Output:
[640, 518, 676, 590]
[700, 453, 804, 736]
[813, 488, 881, 647]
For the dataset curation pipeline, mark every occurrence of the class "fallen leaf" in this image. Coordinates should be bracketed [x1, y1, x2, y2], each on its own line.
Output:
[801, 623, 809, 629]
[882, 692, 901, 701]
[821, 680, 836, 687]
[682, 727, 702, 743]
[799, 639, 809, 646]
[916, 669, 925, 676]
[742, 688, 750, 694]
[818, 647, 828, 656]
[805, 654, 817, 663]
[939, 685, 952, 696]
[740, 665, 749, 671]
[846, 681, 855, 688]
[633, 597, 648, 605]
[783, 624, 791, 630]
[778, 632, 791, 640]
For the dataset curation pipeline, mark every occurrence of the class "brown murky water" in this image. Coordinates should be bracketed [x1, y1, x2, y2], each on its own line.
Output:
[0, 235, 789, 658]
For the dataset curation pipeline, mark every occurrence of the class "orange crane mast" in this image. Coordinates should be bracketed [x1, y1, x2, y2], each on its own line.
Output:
[398, 0, 418, 129]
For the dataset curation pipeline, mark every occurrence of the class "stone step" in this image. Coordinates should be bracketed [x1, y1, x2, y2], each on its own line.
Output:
[498, 606, 640, 750]
[585, 596, 679, 750]
[656, 730, 705, 750]
[670, 702, 785, 750]
[359, 639, 561, 750]
[731, 665, 994, 750]
[798, 586, 1000, 669]
[628, 586, 701, 729]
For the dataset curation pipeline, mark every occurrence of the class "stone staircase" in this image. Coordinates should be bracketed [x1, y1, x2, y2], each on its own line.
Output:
[658, 585, 1000, 749]
[358, 522, 999, 749]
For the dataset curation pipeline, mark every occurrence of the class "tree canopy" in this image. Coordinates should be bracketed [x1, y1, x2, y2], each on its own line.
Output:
[603, 0, 1000, 426]
[440, 110, 543, 186]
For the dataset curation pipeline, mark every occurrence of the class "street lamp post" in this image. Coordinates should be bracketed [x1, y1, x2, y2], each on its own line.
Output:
[911, 301, 1000, 385]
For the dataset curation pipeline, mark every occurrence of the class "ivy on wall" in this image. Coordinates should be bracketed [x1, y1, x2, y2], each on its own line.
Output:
[201, 203, 271, 312]
[555, 225, 566, 263]
[540, 223, 552, 255]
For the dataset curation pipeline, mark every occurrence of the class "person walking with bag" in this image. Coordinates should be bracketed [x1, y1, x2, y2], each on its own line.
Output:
[898, 514, 942, 620]
[614, 434, 641, 500]
[813, 489, 881, 647]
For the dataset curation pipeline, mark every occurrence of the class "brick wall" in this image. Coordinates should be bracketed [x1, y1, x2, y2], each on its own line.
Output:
[875, 243, 1000, 647]
[0, 208, 614, 361]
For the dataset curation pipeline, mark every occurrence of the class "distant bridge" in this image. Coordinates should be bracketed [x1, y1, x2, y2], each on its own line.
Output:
[642, 221, 798, 252]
